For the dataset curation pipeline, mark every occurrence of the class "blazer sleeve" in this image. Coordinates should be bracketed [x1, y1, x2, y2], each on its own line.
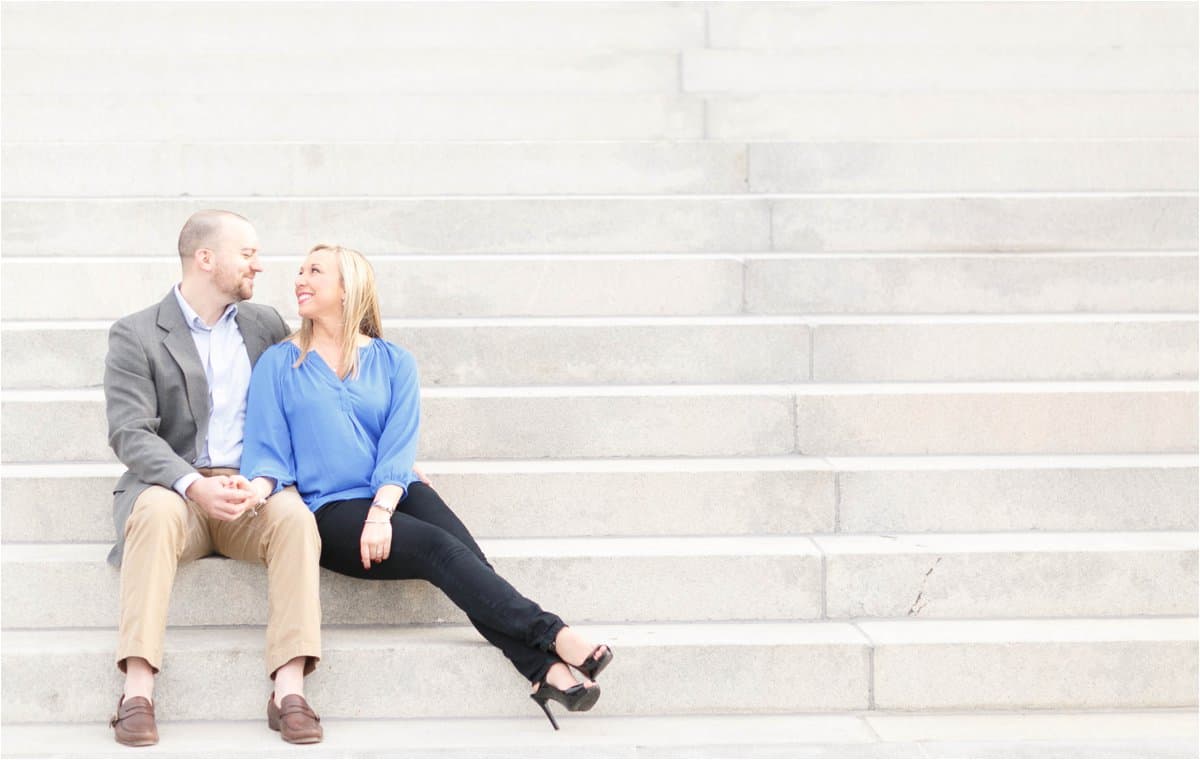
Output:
[371, 347, 420, 496]
[241, 348, 297, 494]
[103, 318, 196, 489]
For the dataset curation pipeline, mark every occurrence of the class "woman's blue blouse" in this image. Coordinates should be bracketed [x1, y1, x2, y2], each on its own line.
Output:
[242, 339, 420, 512]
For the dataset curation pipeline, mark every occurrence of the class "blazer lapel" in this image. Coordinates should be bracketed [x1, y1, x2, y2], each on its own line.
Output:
[156, 291, 210, 451]
[236, 308, 271, 366]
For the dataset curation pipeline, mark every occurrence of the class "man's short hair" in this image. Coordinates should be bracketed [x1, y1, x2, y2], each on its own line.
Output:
[177, 210, 250, 259]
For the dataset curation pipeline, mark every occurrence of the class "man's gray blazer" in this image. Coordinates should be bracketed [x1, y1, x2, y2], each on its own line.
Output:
[103, 290, 290, 567]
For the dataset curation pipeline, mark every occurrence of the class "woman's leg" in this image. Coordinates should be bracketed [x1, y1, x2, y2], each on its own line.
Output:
[314, 494, 561, 683]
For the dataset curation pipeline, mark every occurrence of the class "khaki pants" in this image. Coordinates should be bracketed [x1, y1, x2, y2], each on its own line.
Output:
[116, 475, 322, 678]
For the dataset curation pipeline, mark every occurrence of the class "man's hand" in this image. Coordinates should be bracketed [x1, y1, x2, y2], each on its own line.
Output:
[185, 476, 251, 521]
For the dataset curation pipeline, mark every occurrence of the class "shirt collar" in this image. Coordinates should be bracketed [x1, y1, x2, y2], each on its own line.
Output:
[173, 284, 238, 331]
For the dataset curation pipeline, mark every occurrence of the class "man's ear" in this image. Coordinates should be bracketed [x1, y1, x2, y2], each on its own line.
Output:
[194, 248, 214, 271]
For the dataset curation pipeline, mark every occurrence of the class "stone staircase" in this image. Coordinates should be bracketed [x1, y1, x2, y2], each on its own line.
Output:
[1, 2, 1197, 756]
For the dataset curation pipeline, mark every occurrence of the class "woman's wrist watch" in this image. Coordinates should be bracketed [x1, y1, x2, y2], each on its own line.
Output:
[370, 500, 397, 517]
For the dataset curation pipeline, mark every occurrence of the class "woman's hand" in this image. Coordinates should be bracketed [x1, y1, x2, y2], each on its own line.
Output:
[360, 519, 392, 570]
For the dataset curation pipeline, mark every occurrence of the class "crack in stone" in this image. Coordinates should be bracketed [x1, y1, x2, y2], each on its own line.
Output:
[907, 556, 943, 617]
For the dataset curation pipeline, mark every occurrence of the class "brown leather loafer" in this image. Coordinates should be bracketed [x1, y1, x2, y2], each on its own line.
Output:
[267, 693, 323, 744]
[110, 695, 158, 746]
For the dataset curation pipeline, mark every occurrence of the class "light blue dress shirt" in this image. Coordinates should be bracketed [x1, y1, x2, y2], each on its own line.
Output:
[241, 339, 421, 512]
[170, 286, 253, 497]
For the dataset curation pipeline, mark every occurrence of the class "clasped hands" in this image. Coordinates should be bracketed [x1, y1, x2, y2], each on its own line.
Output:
[185, 474, 267, 522]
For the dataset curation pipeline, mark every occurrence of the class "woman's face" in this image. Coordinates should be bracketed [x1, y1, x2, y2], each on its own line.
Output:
[295, 248, 344, 321]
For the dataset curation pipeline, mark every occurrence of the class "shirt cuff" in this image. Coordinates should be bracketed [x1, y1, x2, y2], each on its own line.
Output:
[173, 472, 203, 500]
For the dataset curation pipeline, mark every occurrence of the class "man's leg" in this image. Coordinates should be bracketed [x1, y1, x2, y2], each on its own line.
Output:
[114, 486, 212, 745]
[117, 486, 214, 691]
[210, 486, 322, 689]
[210, 486, 322, 743]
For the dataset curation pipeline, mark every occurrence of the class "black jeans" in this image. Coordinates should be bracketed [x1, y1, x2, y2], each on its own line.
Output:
[314, 482, 564, 683]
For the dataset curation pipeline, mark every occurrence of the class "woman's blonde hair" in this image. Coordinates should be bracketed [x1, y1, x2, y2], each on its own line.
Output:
[292, 243, 383, 380]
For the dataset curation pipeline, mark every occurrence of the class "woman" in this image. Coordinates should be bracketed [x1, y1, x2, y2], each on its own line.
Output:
[238, 244, 611, 730]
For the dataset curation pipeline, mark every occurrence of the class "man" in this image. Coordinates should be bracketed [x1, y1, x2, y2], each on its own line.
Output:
[104, 210, 323, 746]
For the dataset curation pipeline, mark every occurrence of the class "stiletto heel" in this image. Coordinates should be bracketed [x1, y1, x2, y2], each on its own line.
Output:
[532, 694, 559, 731]
[529, 681, 600, 731]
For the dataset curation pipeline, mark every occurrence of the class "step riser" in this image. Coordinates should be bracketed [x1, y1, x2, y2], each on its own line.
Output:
[0, 468, 834, 542]
[5, 198, 1196, 256]
[5, 3, 1190, 52]
[0, 324, 813, 388]
[4, 544, 1194, 629]
[6, 93, 1196, 141]
[823, 548, 1197, 619]
[6, 392, 1198, 463]
[3, 94, 706, 142]
[872, 641, 1199, 710]
[708, 93, 1198, 140]
[748, 141, 1199, 194]
[9, 49, 1195, 96]
[745, 255, 1199, 314]
[838, 466, 1199, 534]
[0, 3, 709, 52]
[0, 636, 872, 722]
[7, 465, 1197, 544]
[706, 4, 1196, 48]
[1, 553, 823, 628]
[6, 391, 1196, 462]
[683, 48, 1198, 93]
[3, 631, 1193, 722]
[3, 51, 681, 95]
[0, 258, 745, 320]
[7, 256, 1196, 321]
[4, 141, 1195, 197]
[5, 321, 1196, 390]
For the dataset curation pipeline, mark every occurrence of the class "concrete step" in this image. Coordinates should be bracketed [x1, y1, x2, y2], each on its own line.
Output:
[1, 94, 705, 141]
[2, 254, 747, 320]
[5, 455, 1194, 544]
[0, 2, 708, 52]
[3, 533, 1193, 629]
[10, 47, 1195, 97]
[3, 383, 1196, 462]
[10, 139, 1194, 196]
[6, 253, 1196, 320]
[0, 537, 823, 629]
[683, 47, 1197, 93]
[2, 50, 681, 95]
[5, 315, 1196, 390]
[5, 196, 1196, 255]
[4, 711, 1197, 759]
[706, 3, 1196, 48]
[743, 253, 1198, 315]
[1, 622, 874, 722]
[817, 532, 1197, 619]
[2, 619, 1194, 722]
[1, 317, 812, 388]
[746, 139, 1199, 194]
[707, 92, 1197, 140]
[4, 139, 1195, 196]
[3, 141, 751, 197]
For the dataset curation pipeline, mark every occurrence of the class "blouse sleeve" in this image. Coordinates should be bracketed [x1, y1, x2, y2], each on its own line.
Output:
[241, 347, 297, 495]
[371, 346, 420, 496]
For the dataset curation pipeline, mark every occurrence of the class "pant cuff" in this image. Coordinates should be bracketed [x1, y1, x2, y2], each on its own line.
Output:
[267, 644, 322, 679]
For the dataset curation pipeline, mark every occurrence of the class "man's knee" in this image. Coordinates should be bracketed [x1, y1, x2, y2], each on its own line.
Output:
[125, 487, 188, 541]
[263, 489, 320, 549]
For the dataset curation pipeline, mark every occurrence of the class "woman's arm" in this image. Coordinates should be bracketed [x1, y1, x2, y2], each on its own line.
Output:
[369, 347, 421, 499]
[241, 349, 298, 496]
